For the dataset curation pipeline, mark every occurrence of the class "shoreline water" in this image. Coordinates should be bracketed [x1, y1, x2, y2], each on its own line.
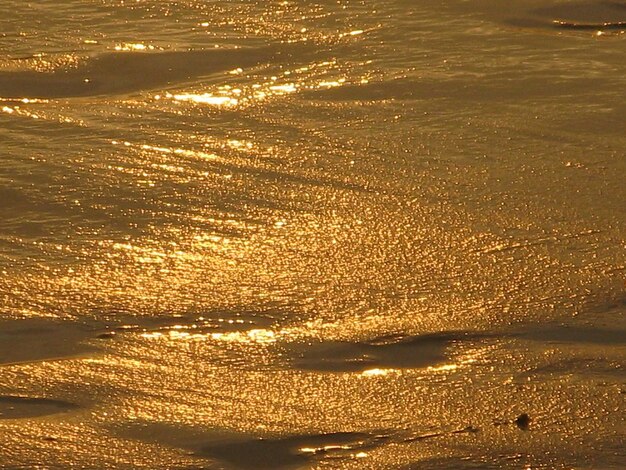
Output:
[1, 0, 625, 467]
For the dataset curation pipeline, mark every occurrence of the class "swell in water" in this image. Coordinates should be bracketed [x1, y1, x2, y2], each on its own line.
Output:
[506, 0, 626, 32]
[0, 46, 282, 99]
[1, 0, 625, 467]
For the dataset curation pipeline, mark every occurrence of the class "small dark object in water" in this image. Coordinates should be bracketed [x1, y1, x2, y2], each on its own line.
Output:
[515, 413, 531, 430]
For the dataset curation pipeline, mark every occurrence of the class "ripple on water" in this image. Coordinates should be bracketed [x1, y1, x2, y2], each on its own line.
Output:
[290, 331, 489, 373]
[0, 318, 97, 366]
[506, 0, 626, 34]
[200, 431, 385, 469]
[0, 395, 78, 420]
[0, 46, 280, 99]
[115, 422, 388, 470]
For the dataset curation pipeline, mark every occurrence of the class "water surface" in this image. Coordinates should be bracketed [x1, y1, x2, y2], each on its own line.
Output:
[1, 0, 624, 468]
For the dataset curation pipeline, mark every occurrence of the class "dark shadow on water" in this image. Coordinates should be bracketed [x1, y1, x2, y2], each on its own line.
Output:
[200, 431, 384, 469]
[114, 422, 388, 469]
[520, 325, 626, 345]
[0, 318, 98, 366]
[532, 0, 626, 23]
[0, 395, 78, 419]
[0, 46, 280, 99]
[506, 0, 626, 33]
[115, 421, 486, 468]
[291, 332, 486, 373]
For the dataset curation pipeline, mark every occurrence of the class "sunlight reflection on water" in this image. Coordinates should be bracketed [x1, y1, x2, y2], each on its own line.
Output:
[0, 0, 624, 468]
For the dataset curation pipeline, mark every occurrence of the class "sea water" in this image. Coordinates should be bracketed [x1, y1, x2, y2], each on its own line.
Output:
[0, 0, 624, 468]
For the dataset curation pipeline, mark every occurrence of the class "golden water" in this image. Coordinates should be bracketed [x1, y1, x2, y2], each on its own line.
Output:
[0, 1, 624, 468]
